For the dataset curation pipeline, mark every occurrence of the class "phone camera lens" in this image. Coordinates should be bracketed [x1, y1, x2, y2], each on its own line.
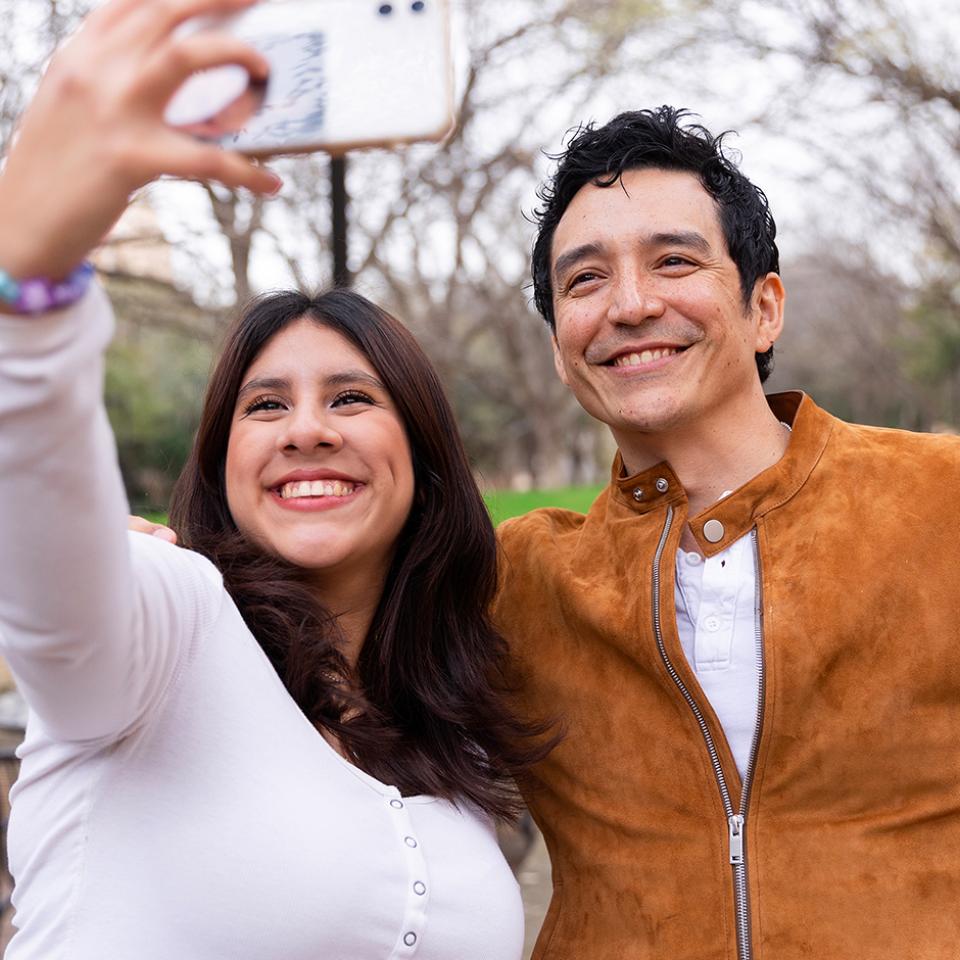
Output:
[378, 3, 393, 14]
[411, 1, 426, 10]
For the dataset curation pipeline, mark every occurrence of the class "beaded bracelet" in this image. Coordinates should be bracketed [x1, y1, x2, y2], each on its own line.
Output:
[0, 261, 95, 315]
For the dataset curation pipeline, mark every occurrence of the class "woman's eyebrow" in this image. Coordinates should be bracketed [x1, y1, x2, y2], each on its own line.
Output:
[325, 371, 386, 390]
[237, 371, 386, 401]
[237, 376, 290, 401]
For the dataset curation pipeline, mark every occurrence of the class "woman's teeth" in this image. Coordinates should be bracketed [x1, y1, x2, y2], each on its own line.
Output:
[280, 480, 356, 499]
[614, 347, 680, 367]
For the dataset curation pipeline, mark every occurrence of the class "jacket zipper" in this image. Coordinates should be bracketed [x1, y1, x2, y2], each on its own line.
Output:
[651, 508, 766, 960]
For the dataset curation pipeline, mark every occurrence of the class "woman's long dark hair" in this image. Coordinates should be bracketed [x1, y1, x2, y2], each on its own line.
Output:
[170, 289, 554, 817]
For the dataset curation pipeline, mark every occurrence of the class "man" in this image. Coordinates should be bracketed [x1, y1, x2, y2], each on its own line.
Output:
[492, 106, 960, 959]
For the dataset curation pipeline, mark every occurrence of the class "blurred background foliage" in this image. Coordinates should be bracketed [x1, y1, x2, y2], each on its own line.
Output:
[2, 0, 958, 511]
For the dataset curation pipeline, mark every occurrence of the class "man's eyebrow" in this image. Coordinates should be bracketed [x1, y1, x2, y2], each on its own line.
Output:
[553, 242, 606, 284]
[647, 230, 712, 253]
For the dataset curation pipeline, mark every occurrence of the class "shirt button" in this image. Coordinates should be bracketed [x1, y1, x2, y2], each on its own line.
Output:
[390, 799, 404, 809]
[404, 932, 418, 946]
[404, 836, 418, 848]
[704, 616, 721, 632]
[413, 881, 427, 895]
[684, 552, 702, 566]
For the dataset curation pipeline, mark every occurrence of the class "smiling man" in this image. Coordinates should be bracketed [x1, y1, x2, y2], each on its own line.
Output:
[493, 107, 960, 959]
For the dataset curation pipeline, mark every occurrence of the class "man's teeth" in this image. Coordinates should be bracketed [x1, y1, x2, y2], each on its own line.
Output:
[614, 347, 680, 367]
[279, 480, 356, 499]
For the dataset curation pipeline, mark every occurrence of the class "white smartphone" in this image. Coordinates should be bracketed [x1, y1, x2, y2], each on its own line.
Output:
[164, 0, 454, 157]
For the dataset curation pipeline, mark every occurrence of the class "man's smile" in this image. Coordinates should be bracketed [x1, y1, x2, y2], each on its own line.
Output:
[607, 345, 689, 370]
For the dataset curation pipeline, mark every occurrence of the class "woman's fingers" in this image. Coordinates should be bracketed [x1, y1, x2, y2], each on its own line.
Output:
[80, 0, 147, 35]
[116, 0, 261, 53]
[127, 516, 178, 544]
[151, 132, 282, 194]
[138, 33, 269, 110]
[0, 0, 282, 282]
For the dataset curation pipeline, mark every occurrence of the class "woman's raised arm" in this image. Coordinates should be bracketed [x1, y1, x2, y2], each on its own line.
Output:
[0, 0, 279, 743]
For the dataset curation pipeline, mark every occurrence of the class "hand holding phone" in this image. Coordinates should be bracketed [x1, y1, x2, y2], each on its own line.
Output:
[0, 0, 281, 284]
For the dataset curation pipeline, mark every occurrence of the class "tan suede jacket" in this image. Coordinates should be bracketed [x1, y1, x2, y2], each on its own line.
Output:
[494, 393, 960, 960]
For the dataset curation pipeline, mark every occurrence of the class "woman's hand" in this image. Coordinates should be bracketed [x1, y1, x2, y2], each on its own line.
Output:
[0, 0, 281, 282]
[128, 515, 178, 544]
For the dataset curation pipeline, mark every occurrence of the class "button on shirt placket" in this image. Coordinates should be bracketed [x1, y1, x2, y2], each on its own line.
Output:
[694, 553, 738, 672]
[675, 534, 760, 779]
[386, 792, 429, 957]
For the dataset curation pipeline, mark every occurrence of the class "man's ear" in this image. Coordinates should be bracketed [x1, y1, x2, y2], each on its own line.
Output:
[552, 334, 570, 387]
[754, 272, 786, 353]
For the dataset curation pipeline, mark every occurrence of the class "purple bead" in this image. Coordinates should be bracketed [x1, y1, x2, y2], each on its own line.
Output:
[16, 278, 54, 314]
[53, 276, 84, 306]
[11, 262, 94, 314]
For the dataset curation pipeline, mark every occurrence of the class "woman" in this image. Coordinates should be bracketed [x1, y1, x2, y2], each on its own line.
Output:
[0, 2, 550, 957]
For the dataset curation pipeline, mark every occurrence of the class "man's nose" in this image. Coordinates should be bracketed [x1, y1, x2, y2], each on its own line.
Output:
[277, 408, 344, 453]
[606, 269, 666, 325]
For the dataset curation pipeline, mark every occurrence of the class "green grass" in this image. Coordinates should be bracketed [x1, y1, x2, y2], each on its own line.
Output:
[484, 485, 604, 526]
[139, 485, 605, 531]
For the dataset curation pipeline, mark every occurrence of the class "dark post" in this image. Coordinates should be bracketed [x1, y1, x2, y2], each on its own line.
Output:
[330, 154, 350, 288]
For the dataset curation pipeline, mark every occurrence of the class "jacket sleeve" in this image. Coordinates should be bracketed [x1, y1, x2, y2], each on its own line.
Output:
[0, 285, 222, 743]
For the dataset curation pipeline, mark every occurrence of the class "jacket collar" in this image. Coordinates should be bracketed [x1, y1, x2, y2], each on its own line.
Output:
[609, 392, 834, 556]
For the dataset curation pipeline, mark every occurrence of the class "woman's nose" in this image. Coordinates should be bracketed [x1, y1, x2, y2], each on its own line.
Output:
[277, 408, 344, 453]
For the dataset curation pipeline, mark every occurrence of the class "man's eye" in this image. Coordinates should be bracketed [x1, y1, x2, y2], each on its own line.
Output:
[569, 271, 599, 288]
[332, 390, 375, 407]
[661, 255, 694, 268]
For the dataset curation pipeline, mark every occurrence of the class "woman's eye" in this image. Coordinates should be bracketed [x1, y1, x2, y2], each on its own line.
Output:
[332, 390, 375, 408]
[243, 395, 286, 415]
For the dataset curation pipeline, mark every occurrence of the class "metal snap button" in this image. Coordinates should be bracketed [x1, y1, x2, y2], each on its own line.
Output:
[632, 487, 644, 502]
[404, 932, 417, 946]
[703, 519, 725, 543]
[656, 477, 669, 493]
[413, 881, 426, 895]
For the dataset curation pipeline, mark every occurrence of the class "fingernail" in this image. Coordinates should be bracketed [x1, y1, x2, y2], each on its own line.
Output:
[266, 173, 283, 196]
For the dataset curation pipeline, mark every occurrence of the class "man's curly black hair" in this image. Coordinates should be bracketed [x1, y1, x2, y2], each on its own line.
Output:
[531, 106, 780, 382]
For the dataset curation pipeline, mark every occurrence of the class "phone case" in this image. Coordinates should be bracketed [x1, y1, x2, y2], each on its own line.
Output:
[165, 0, 455, 157]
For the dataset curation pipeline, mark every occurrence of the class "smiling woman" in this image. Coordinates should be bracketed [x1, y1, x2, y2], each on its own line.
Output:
[169, 289, 546, 803]
[0, 1, 553, 958]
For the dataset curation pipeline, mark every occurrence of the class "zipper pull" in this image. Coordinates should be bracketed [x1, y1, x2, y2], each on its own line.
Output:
[728, 814, 745, 865]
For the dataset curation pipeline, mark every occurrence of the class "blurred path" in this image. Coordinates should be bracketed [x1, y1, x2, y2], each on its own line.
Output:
[519, 828, 551, 960]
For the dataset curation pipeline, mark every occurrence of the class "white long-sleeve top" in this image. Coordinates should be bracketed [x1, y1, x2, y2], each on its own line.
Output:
[0, 286, 524, 960]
